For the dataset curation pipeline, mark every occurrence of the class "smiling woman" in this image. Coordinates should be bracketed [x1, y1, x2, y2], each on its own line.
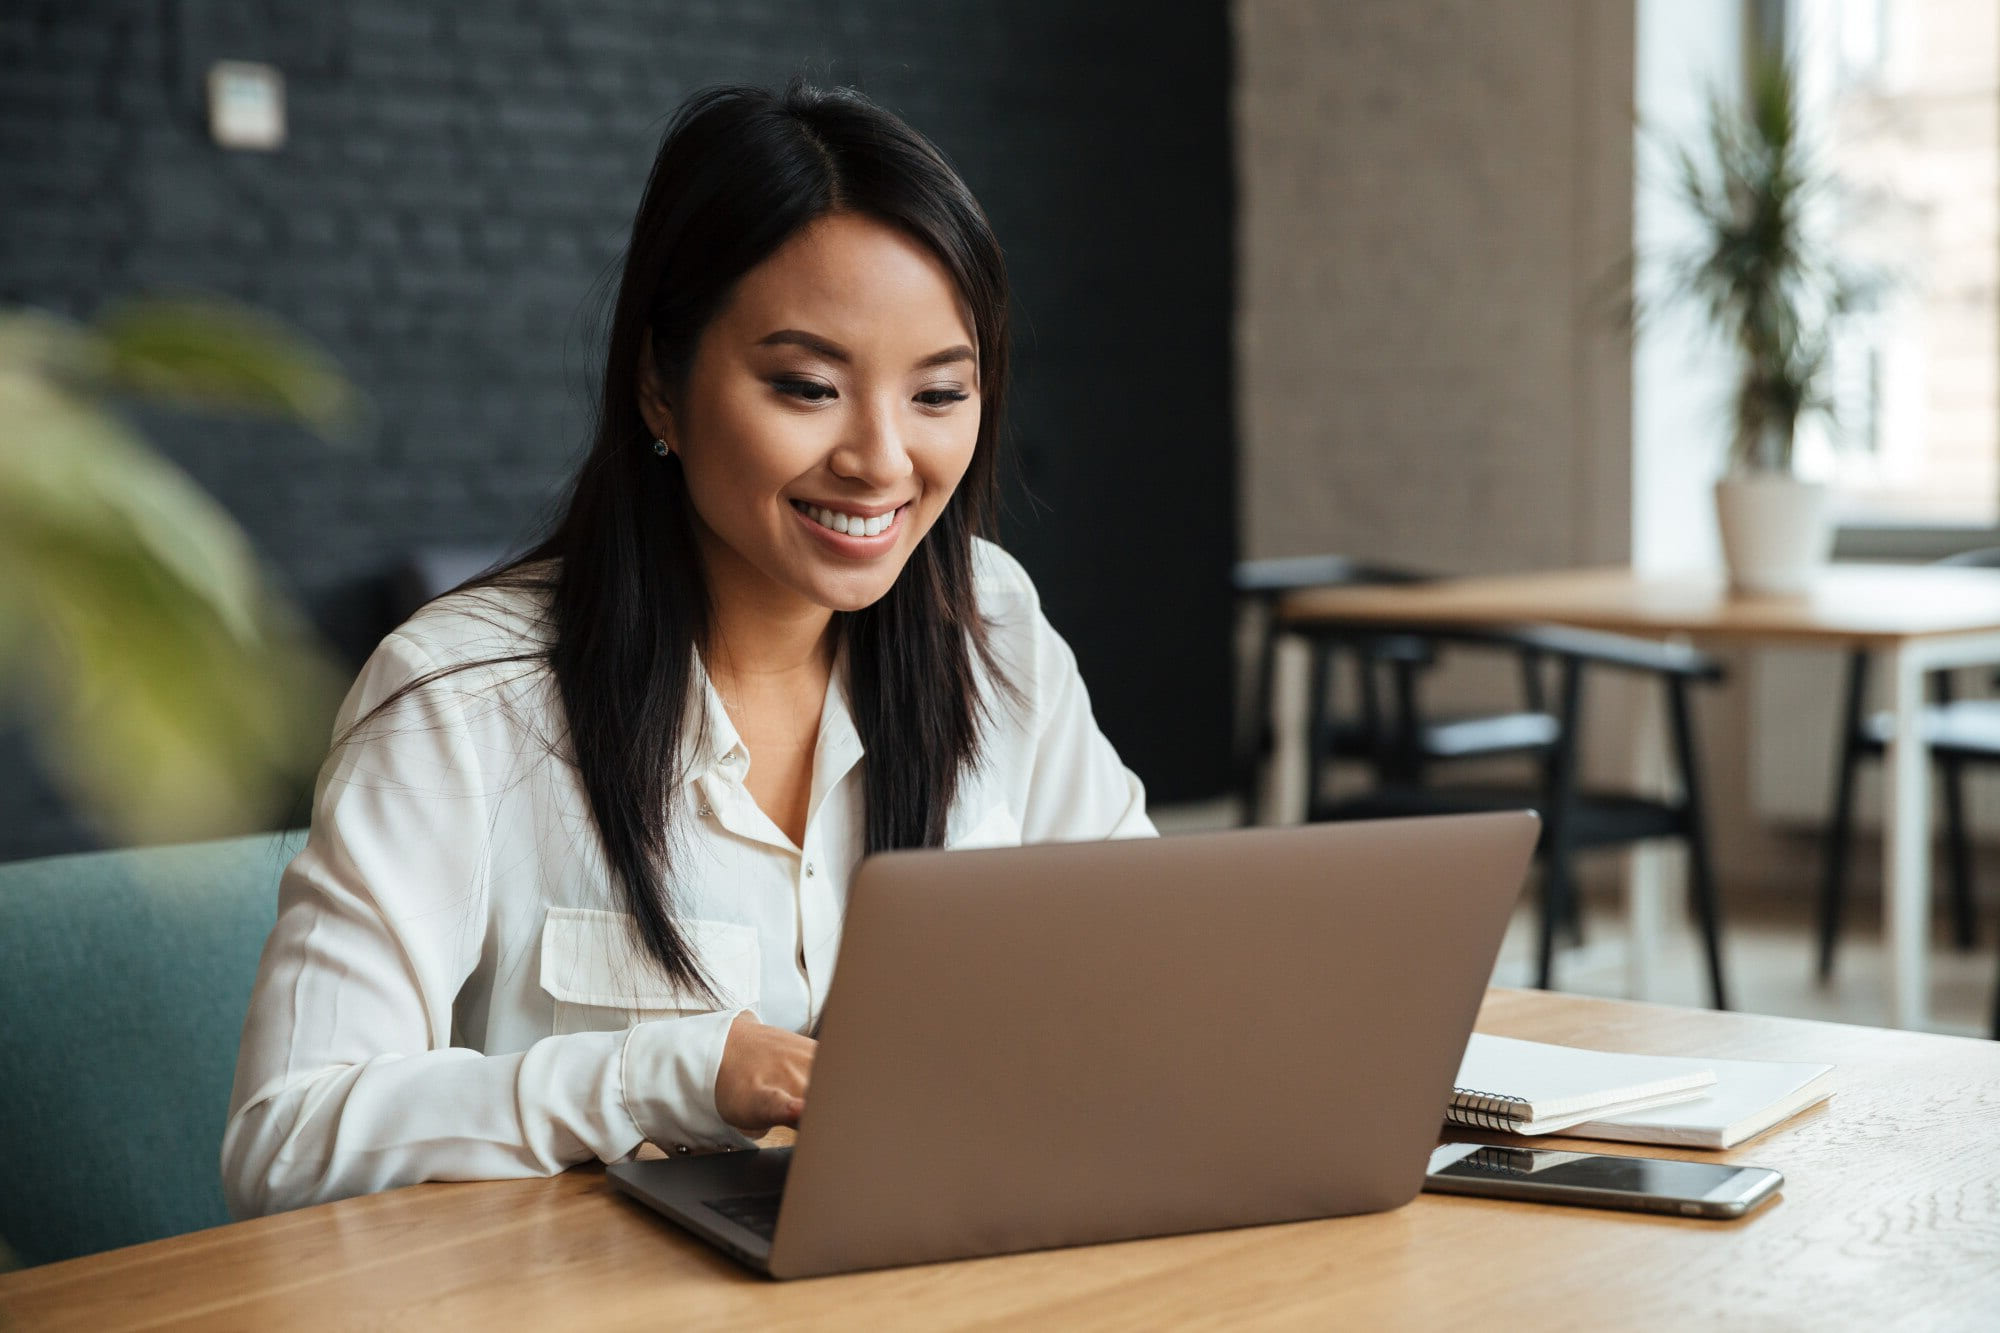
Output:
[219, 81, 1154, 1218]
[649, 214, 983, 625]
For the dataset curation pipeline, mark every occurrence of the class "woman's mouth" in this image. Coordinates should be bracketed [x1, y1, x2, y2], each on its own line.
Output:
[790, 500, 905, 539]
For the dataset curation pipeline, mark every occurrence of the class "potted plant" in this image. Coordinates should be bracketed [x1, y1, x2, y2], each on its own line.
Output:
[1, 296, 355, 846]
[1664, 49, 1878, 594]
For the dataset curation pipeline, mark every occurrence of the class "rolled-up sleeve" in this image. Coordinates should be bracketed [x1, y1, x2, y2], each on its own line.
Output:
[221, 634, 749, 1219]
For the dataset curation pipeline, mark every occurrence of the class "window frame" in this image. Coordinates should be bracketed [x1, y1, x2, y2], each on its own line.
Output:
[1768, 0, 2000, 554]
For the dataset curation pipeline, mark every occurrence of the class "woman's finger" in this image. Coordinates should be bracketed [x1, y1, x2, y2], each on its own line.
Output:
[755, 1083, 803, 1127]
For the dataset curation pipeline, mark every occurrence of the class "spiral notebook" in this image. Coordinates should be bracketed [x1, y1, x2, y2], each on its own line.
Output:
[1448, 1035, 1719, 1136]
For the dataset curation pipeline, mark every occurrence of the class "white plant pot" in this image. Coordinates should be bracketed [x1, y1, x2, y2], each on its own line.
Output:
[1714, 475, 1833, 595]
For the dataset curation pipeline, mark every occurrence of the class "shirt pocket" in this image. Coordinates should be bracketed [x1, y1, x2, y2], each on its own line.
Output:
[539, 907, 761, 1036]
[946, 802, 1024, 851]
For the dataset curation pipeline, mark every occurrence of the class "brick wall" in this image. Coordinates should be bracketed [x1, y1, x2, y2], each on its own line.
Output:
[0, 1, 1234, 859]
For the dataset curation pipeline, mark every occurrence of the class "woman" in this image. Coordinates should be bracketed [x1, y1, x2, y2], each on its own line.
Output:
[223, 83, 1153, 1218]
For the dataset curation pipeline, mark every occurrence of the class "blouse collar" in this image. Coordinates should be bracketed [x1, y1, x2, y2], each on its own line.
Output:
[686, 642, 865, 798]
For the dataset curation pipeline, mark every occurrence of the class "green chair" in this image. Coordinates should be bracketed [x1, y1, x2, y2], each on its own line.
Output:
[0, 830, 305, 1266]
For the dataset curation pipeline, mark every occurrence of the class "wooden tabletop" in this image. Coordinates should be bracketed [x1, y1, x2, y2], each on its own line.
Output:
[7, 989, 1998, 1331]
[1280, 564, 2000, 645]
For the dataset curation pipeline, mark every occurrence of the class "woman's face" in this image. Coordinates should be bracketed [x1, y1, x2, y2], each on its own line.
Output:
[644, 211, 982, 620]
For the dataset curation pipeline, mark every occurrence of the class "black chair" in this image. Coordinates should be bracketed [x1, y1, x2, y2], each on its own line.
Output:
[1233, 557, 1560, 826]
[1298, 621, 1731, 1009]
[1817, 549, 2000, 1032]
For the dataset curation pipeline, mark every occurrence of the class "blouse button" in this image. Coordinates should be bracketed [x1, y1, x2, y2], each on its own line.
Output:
[805, 862, 816, 878]
[697, 803, 713, 818]
[674, 1144, 691, 1155]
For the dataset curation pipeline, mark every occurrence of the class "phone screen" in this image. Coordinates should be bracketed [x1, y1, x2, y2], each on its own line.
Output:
[1427, 1144, 1775, 1207]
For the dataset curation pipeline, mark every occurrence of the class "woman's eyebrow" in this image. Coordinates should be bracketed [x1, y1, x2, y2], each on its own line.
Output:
[757, 328, 849, 361]
[756, 329, 975, 372]
[913, 344, 975, 371]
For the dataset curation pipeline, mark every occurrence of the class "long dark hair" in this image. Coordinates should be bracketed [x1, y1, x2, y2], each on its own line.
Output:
[351, 83, 1011, 1001]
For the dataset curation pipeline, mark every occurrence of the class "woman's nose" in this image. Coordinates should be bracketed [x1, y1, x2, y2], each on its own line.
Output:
[830, 397, 916, 487]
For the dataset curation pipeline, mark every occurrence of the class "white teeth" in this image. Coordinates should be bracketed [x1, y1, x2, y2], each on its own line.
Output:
[798, 502, 896, 537]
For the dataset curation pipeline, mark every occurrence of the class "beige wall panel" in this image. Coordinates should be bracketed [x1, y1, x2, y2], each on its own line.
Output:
[1236, 0, 1635, 573]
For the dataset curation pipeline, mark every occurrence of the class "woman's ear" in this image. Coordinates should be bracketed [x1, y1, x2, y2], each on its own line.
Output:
[636, 330, 676, 450]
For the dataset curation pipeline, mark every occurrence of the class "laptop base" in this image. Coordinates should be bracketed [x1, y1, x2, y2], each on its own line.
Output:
[608, 1147, 792, 1275]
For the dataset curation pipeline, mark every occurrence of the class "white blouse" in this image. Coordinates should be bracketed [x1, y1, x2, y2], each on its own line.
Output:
[222, 540, 1154, 1217]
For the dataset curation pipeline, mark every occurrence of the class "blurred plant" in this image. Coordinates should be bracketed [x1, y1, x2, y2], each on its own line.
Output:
[0, 295, 359, 845]
[1659, 49, 1883, 474]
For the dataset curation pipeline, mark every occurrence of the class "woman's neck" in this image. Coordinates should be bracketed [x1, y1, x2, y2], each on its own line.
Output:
[694, 524, 839, 696]
[700, 580, 837, 849]
[703, 597, 836, 699]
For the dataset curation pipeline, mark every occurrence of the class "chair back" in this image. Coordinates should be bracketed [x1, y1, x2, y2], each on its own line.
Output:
[1231, 555, 1436, 818]
[0, 830, 304, 1266]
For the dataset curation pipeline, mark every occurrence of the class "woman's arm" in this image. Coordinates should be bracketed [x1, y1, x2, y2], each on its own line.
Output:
[221, 633, 751, 1218]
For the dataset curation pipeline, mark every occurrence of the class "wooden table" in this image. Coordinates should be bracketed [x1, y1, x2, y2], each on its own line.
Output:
[8, 990, 1998, 1331]
[1282, 564, 2000, 1031]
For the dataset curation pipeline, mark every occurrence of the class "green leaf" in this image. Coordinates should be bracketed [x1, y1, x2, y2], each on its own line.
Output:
[0, 296, 356, 843]
[94, 295, 363, 440]
[0, 373, 269, 641]
[1636, 49, 1891, 471]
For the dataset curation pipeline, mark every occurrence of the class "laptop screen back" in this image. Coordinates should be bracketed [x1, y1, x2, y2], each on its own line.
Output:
[764, 812, 1538, 1278]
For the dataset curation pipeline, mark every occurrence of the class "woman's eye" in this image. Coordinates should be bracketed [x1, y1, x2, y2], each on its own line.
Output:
[774, 378, 836, 402]
[916, 389, 971, 408]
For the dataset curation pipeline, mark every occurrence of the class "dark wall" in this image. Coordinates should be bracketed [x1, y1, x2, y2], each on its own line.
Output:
[0, 1, 1234, 859]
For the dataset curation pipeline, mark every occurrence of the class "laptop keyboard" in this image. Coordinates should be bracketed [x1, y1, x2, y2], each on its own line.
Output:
[704, 1191, 783, 1241]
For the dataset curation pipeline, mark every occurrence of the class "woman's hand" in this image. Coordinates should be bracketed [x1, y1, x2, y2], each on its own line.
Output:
[714, 1010, 815, 1135]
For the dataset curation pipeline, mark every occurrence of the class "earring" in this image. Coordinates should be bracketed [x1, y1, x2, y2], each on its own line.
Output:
[652, 438, 670, 458]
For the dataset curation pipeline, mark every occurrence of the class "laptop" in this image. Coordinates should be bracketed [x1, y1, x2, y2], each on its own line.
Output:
[607, 811, 1538, 1279]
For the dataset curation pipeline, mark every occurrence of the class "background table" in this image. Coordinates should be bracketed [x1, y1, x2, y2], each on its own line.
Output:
[7, 989, 1998, 1330]
[1282, 563, 2000, 1030]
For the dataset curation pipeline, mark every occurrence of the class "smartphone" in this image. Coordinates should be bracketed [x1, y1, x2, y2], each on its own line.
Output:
[1423, 1142, 1783, 1219]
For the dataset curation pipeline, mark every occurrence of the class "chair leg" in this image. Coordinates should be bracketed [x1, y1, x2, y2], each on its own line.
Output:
[1685, 843, 1730, 1011]
[1818, 653, 1870, 983]
[1940, 755, 1977, 951]
[1238, 599, 1277, 827]
[1535, 659, 1585, 992]
[1669, 677, 1729, 1011]
[1303, 636, 1336, 822]
[1560, 867, 1587, 951]
[1513, 646, 1591, 949]
[1536, 855, 1569, 992]
[1388, 655, 1427, 787]
[1991, 947, 2000, 1041]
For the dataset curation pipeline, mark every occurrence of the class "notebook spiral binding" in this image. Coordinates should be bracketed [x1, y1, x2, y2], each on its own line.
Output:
[1447, 1087, 1533, 1131]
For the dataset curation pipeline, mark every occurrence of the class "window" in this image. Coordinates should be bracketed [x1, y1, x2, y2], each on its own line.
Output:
[1792, 0, 2000, 534]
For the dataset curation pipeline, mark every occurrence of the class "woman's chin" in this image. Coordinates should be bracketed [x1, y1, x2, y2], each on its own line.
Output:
[793, 554, 917, 614]
[813, 577, 901, 614]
